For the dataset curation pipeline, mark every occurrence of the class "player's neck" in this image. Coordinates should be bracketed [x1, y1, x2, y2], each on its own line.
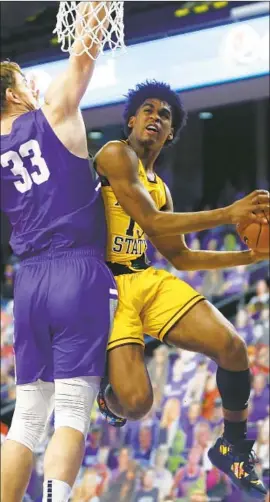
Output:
[1, 109, 27, 135]
[127, 137, 159, 173]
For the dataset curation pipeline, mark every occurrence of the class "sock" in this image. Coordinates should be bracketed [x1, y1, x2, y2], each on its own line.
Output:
[42, 479, 71, 502]
[216, 367, 251, 411]
[223, 419, 247, 445]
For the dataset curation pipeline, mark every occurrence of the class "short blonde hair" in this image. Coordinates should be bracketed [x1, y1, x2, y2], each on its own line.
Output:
[0, 60, 23, 113]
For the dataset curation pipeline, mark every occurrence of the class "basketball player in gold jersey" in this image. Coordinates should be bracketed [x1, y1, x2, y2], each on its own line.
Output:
[94, 81, 269, 499]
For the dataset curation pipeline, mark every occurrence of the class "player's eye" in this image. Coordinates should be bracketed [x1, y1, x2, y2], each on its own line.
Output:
[160, 110, 170, 120]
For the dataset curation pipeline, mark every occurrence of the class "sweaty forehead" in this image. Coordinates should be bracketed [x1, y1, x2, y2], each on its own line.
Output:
[141, 98, 171, 112]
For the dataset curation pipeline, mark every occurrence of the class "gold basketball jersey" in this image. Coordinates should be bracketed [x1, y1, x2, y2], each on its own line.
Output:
[100, 147, 167, 270]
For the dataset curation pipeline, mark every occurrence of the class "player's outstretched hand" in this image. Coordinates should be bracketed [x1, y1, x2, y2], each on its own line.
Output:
[227, 190, 270, 225]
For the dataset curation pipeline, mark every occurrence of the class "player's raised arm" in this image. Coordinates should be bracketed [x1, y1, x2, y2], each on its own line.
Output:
[44, 2, 110, 115]
[95, 141, 270, 237]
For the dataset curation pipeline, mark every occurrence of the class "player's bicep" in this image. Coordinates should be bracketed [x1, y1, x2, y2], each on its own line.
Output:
[95, 142, 159, 233]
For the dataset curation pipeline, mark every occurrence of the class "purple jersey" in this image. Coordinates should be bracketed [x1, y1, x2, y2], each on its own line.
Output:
[0, 109, 106, 258]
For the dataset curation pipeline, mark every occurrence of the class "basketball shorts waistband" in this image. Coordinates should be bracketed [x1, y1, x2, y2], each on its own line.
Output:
[20, 247, 105, 264]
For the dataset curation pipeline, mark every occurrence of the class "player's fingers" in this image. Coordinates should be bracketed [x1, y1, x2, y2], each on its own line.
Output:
[250, 212, 268, 224]
[256, 203, 270, 214]
[250, 189, 270, 197]
[251, 195, 270, 206]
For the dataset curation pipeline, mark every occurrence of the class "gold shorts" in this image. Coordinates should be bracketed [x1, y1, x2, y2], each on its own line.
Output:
[108, 267, 204, 351]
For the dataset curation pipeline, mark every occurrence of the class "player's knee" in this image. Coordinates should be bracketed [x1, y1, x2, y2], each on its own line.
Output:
[54, 376, 100, 439]
[217, 327, 248, 368]
[121, 387, 153, 420]
[7, 381, 54, 452]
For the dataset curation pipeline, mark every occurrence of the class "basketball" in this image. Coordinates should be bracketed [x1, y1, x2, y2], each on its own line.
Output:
[237, 221, 269, 253]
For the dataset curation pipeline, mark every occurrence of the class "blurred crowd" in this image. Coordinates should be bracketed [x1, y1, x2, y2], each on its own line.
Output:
[1, 226, 269, 502]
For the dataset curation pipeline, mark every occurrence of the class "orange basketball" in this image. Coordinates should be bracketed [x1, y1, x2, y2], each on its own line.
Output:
[237, 221, 269, 253]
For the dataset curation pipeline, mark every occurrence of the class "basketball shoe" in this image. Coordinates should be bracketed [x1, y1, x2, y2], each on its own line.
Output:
[208, 436, 267, 499]
[97, 378, 127, 428]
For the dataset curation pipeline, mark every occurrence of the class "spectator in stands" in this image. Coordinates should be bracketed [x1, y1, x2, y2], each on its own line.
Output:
[201, 268, 224, 301]
[102, 460, 139, 502]
[165, 351, 203, 404]
[83, 425, 103, 468]
[205, 237, 219, 251]
[249, 374, 269, 422]
[151, 249, 170, 271]
[182, 402, 202, 450]
[208, 399, 223, 440]
[148, 345, 169, 407]
[234, 307, 255, 345]
[93, 447, 111, 497]
[164, 356, 185, 398]
[159, 398, 182, 449]
[98, 416, 124, 449]
[172, 446, 206, 500]
[111, 447, 132, 481]
[1, 256, 19, 299]
[221, 264, 250, 296]
[151, 446, 173, 502]
[71, 468, 100, 502]
[134, 426, 153, 466]
[133, 468, 159, 502]
[248, 279, 269, 319]
[183, 358, 209, 407]
[124, 400, 160, 454]
[1, 299, 14, 346]
[253, 306, 270, 346]
[206, 465, 232, 500]
[193, 421, 213, 472]
[159, 398, 186, 474]
[222, 232, 240, 251]
[201, 373, 220, 421]
[189, 492, 208, 502]
[255, 344, 269, 374]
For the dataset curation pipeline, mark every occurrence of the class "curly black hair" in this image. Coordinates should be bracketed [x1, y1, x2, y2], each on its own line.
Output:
[123, 80, 187, 143]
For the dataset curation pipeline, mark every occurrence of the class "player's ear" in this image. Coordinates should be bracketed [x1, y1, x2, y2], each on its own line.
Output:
[5, 88, 21, 105]
[167, 128, 174, 142]
[128, 116, 136, 130]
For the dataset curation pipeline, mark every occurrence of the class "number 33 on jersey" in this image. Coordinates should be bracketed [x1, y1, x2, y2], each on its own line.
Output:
[1, 139, 50, 193]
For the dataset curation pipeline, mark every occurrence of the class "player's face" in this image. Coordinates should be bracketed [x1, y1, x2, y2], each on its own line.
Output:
[12, 72, 39, 111]
[128, 98, 174, 149]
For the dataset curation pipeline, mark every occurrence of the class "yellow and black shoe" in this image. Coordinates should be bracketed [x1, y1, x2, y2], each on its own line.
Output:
[208, 437, 267, 500]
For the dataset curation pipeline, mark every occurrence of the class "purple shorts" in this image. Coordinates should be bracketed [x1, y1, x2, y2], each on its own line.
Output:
[13, 248, 117, 384]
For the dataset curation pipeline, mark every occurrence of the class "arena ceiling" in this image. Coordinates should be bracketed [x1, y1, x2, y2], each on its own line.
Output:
[1, 1, 258, 63]
[1, 1, 185, 62]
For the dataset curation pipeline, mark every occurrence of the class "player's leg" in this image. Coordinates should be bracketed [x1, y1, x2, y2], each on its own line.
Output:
[165, 299, 250, 423]
[164, 299, 267, 498]
[1, 381, 54, 502]
[42, 376, 100, 500]
[104, 344, 153, 421]
[97, 270, 162, 425]
[1, 262, 55, 502]
[42, 252, 117, 501]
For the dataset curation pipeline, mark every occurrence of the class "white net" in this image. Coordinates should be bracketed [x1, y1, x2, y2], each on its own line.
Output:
[53, 1, 125, 60]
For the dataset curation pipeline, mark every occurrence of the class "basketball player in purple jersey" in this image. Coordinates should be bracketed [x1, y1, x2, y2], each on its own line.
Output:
[0, 3, 117, 502]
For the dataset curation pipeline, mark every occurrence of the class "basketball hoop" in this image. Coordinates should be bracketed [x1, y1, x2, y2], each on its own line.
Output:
[53, 2, 125, 60]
